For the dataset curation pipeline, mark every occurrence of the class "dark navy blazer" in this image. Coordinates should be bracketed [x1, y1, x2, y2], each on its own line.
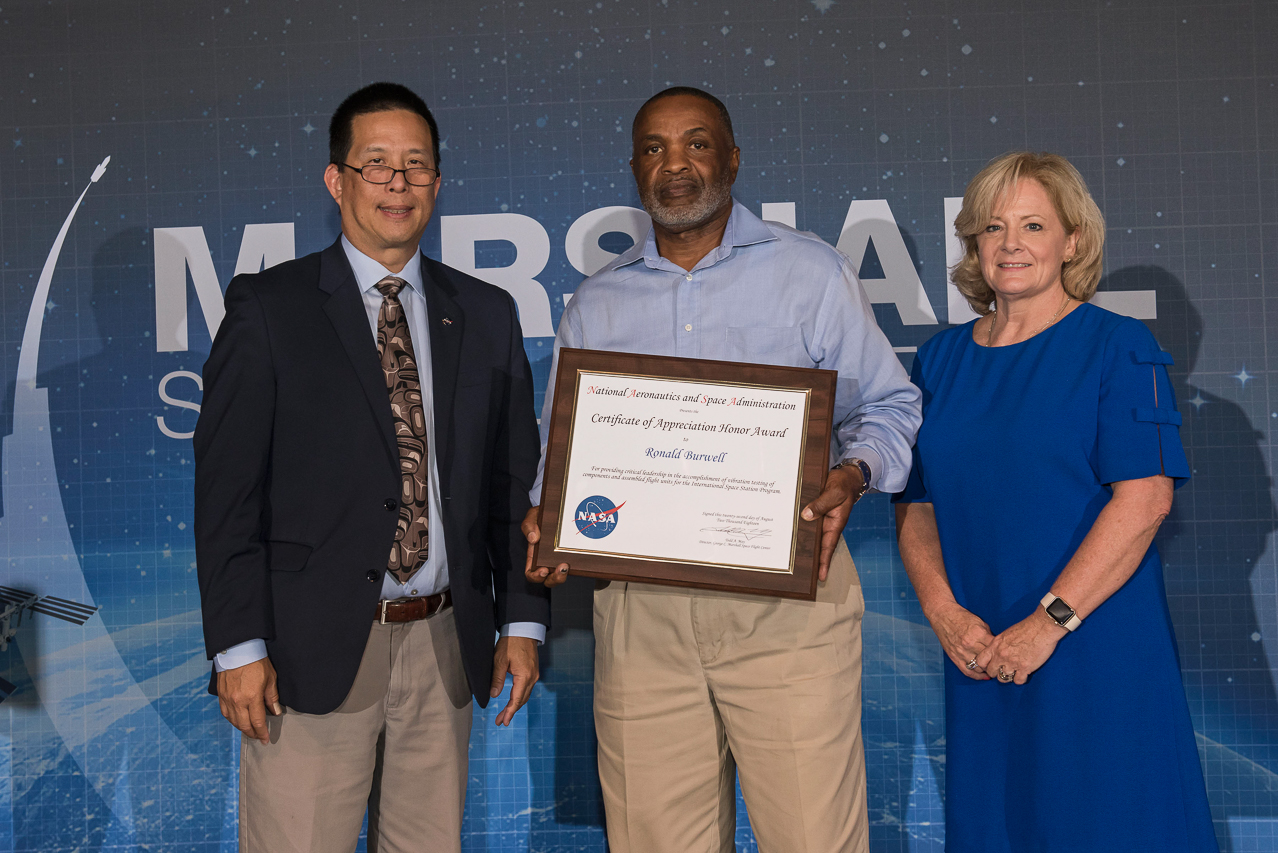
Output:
[195, 239, 548, 714]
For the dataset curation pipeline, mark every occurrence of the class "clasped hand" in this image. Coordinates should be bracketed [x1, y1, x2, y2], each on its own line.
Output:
[931, 602, 1066, 685]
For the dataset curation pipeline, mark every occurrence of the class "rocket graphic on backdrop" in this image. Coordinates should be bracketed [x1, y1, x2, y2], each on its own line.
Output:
[1, 156, 213, 839]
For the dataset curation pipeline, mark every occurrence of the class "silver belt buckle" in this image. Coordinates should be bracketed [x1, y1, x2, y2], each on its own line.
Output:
[379, 599, 390, 625]
[429, 593, 447, 617]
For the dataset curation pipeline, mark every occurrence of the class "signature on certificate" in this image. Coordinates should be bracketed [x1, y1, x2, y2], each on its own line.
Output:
[700, 525, 773, 542]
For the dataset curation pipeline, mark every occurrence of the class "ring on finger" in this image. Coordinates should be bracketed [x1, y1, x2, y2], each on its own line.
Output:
[997, 665, 1015, 682]
[965, 657, 979, 671]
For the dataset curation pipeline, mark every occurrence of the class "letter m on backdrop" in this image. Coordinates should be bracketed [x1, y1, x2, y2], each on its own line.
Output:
[154, 223, 295, 352]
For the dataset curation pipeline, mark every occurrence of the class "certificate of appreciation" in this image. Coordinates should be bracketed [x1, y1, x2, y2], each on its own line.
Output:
[535, 349, 837, 600]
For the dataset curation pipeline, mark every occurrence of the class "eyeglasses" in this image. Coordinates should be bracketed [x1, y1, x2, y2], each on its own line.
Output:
[339, 163, 439, 187]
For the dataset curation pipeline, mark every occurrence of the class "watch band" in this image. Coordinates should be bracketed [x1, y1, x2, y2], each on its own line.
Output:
[1040, 592, 1083, 631]
[833, 457, 872, 501]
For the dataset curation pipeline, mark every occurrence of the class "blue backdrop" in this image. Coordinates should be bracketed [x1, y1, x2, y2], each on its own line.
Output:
[2, 1, 1276, 850]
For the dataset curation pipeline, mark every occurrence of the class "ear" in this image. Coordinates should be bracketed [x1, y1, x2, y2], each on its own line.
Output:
[1065, 228, 1080, 259]
[728, 146, 741, 182]
[323, 163, 343, 204]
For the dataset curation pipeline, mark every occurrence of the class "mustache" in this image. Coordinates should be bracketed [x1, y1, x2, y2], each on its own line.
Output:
[655, 176, 701, 193]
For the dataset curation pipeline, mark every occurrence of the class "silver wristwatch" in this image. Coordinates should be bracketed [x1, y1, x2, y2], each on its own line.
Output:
[833, 457, 872, 501]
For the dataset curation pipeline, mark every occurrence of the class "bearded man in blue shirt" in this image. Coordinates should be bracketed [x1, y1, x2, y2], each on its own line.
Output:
[524, 87, 921, 853]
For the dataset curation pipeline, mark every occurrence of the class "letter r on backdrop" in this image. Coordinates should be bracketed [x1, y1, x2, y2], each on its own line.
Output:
[440, 213, 554, 337]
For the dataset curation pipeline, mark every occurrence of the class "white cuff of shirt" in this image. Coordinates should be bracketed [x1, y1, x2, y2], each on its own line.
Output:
[214, 621, 547, 673]
[500, 621, 547, 645]
[214, 639, 268, 672]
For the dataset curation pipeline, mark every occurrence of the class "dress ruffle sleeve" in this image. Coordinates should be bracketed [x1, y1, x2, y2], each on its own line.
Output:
[1096, 318, 1191, 487]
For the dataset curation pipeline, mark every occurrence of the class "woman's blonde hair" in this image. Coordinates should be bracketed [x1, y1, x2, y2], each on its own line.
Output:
[951, 152, 1105, 316]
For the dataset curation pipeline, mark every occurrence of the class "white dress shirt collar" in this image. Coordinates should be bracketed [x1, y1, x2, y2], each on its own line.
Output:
[340, 235, 424, 297]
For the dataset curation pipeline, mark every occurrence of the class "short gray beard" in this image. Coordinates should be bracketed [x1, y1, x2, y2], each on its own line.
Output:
[640, 173, 734, 230]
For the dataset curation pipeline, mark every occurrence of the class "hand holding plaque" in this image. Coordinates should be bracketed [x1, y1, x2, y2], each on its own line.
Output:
[532, 348, 837, 600]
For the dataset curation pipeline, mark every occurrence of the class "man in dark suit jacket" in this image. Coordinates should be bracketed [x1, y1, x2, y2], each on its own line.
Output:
[195, 82, 548, 853]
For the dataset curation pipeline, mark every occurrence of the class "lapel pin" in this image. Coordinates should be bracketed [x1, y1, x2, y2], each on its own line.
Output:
[442, 318, 453, 326]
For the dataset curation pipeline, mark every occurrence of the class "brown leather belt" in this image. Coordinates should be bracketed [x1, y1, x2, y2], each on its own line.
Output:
[376, 590, 452, 624]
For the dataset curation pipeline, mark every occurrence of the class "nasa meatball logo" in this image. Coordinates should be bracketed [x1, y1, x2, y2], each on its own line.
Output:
[574, 495, 625, 539]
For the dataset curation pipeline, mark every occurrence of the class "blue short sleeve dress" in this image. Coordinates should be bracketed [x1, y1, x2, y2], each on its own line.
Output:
[894, 303, 1217, 852]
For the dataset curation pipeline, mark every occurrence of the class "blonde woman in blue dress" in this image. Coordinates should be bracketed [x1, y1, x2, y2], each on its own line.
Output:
[894, 152, 1217, 852]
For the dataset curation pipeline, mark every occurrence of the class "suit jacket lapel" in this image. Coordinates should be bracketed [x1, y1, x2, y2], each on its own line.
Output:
[420, 256, 463, 490]
[317, 240, 399, 472]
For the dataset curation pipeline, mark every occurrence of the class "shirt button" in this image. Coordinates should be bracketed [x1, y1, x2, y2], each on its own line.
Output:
[384, 498, 397, 511]
[684, 274, 692, 281]
[684, 324, 692, 331]
[366, 570, 380, 583]
[410, 589, 418, 595]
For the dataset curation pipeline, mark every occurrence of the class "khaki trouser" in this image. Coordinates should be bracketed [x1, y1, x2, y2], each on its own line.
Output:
[239, 607, 473, 853]
[593, 539, 868, 853]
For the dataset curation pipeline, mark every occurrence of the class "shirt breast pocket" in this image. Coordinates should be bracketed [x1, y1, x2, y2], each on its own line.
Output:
[724, 326, 808, 365]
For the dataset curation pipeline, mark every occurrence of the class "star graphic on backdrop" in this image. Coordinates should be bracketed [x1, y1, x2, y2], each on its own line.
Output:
[1234, 367, 1254, 387]
[12, 138, 21, 148]
[1187, 392, 1206, 412]
[811, 0, 836, 11]
[247, 146, 258, 158]
[301, 122, 315, 135]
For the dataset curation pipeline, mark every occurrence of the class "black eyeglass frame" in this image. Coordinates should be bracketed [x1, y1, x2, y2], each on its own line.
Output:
[338, 162, 440, 187]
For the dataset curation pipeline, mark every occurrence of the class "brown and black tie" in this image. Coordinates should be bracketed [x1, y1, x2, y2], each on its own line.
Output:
[375, 276, 429, 584]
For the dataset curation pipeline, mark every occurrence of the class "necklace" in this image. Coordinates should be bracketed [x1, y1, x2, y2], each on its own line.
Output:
[987, 293, 1071, 347]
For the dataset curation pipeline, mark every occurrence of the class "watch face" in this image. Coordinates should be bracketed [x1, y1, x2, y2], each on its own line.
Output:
[1045, 597, 1075, 624]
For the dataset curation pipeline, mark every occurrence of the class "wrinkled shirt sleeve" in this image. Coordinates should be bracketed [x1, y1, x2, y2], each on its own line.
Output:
[817, 254, 922, 494]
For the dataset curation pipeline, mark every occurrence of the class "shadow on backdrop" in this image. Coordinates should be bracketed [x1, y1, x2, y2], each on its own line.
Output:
[1102, 266, 1278, 850]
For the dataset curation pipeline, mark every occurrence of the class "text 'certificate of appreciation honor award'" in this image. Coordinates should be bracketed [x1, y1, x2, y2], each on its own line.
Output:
[536, 349, 836, 598]
[557, 372, 808, 573]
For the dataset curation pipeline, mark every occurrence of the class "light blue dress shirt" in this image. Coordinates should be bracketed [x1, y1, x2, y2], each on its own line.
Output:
[532, 200, 921, 503]
[215, 238, 544, 672]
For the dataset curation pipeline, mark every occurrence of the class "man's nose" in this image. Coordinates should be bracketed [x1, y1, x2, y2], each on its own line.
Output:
[662, 149, 690, 173]
[386, 169, 411, 191]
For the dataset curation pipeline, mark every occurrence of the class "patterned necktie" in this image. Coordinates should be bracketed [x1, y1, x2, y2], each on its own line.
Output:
[375, 276, 429, 584]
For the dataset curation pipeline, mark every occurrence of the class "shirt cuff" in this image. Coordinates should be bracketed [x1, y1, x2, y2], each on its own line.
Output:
[837, 447, 885, 492]
[500, 622, 547, 645]
[214, 639, 268, 673]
